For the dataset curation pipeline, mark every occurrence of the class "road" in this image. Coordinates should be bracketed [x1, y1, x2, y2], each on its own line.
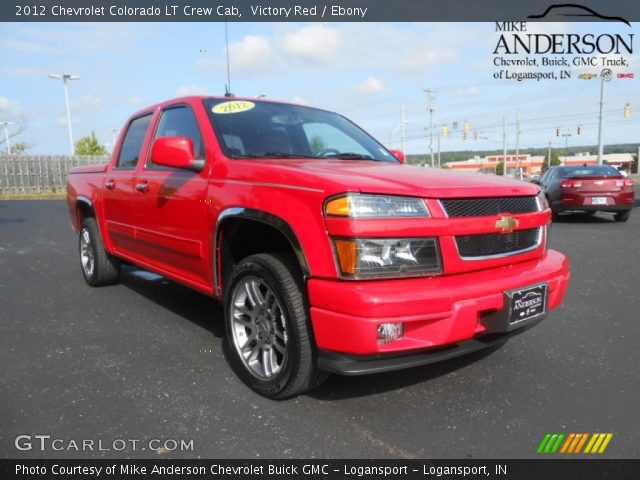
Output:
[1, 199, 639, 459]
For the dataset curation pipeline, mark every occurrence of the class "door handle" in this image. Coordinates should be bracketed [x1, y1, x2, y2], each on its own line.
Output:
[105, 180, 115, 190]
[135, 182, 149, 193]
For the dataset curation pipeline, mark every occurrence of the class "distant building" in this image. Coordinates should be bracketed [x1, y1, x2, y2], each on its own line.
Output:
[444, 154, 545, 175]
[445, 152, 635, 175]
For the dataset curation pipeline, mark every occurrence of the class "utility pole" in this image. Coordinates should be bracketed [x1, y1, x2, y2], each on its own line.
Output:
[562, 133, 572, 165]
[547, 141, 552, 169]
[1, 121, 13, 155]
[597, 71, 610, 165]
[515, 108, 522, 180]
[49, 73, 80, 156]
[502, 115, 507, 176]
[424, 89, 436, 167]
[400, 104, 406, 153]
[437, 133, 441, 168]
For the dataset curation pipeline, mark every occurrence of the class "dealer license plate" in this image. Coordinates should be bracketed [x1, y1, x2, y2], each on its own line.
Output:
[591, 197, 607, 205]
[507, 283, 548, 325]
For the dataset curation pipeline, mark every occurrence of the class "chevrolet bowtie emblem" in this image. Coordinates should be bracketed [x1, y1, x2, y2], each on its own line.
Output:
[495, 216, 519, 234]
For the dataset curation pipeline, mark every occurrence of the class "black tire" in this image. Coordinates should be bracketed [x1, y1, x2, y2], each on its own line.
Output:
[551, 209, 561, 222]
[224, 253, 328, 399]
[614, 210, 631, 222]
[79, 217, 120, 286]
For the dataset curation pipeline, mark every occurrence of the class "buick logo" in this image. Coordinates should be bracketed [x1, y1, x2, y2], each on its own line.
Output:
[601, 68, 613, 82]
[495, 215, 519, 234]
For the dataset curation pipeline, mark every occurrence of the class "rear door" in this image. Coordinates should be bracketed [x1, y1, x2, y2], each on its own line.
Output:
[103, 113, 153, 256]
[132, 104, 211, 289]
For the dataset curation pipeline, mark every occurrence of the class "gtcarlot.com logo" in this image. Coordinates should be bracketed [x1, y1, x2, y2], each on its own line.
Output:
[14, 434, 194, 452]
[537, 433, 613, 454]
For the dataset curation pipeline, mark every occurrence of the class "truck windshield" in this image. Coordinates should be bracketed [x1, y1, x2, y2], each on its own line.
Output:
[204, 99, 398, 163]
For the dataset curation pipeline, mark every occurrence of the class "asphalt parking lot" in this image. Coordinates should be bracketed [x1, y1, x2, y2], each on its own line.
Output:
[1, 198, 639, 459]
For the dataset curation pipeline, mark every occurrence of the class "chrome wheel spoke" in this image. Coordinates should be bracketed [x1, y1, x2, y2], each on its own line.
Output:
[230, 275, 288, 381]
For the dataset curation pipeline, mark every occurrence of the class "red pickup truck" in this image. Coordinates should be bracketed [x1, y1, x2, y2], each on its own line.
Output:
[67, 96, 570, 398]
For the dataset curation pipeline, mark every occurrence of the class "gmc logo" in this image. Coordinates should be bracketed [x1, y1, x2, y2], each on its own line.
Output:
[617, 73, 634, 79]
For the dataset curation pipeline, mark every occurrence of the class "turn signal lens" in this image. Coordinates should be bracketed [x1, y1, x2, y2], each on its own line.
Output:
[334, 239, 358, 276]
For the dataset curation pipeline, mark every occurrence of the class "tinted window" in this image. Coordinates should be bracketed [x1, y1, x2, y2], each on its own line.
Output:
[116, 114, 152, 169]
[559, 165, 620, 177]
[150, 106, 204, 168]
[204, 99, 397, 163]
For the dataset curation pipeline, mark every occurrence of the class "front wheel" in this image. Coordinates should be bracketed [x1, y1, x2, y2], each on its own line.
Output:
[224, 253, 327, 399]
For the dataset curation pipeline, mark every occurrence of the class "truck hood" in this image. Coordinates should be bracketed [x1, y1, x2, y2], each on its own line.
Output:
[228, 159, 539, 198]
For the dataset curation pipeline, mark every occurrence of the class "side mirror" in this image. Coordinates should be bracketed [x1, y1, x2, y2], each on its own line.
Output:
[389, 149, 405, 164]
[151, 137, 204, 172]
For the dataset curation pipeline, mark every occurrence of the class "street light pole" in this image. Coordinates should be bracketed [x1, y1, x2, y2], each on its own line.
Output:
[49, 73, 80, 155]
[562, 133, 572, 164]
[596, 72, 609, 165]
[1, 121, 13, 154]
[424, 89, 436, 167]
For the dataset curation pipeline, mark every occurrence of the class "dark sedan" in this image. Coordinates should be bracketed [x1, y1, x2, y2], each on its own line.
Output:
[536, 165, 635, 222]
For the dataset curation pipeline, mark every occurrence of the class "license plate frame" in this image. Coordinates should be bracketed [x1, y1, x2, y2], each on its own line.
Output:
[591, 197, 608, 205]
[507, 283, 548, 326]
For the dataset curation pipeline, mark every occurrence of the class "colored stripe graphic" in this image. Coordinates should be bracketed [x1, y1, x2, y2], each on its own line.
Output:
[538, 433, 613, 454]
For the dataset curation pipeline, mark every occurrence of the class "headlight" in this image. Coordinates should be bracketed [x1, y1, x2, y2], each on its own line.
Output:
[333, 238, 442, 278]
[325, 194, 430, 218]
[536, 191, 549, 210]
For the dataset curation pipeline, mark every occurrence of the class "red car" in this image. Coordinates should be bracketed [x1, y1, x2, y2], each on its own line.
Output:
[537, 165, 635, 221]
[67, 96, 570, 398]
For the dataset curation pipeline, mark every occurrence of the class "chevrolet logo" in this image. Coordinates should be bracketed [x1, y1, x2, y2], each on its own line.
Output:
[579, 73, 597, 80]
[495, 216, 519, 234]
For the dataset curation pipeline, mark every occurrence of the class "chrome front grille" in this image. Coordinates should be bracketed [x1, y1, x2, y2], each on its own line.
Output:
[441, 196, 539, 217]
[455, 228, 541, 259]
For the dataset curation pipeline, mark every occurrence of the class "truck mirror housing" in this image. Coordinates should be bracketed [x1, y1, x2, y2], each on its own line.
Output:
[151, 137, 204, 172]
[389, 149, 405, 163]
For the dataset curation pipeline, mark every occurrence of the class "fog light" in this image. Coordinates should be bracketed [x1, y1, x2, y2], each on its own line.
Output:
[377, 323, 404, 345]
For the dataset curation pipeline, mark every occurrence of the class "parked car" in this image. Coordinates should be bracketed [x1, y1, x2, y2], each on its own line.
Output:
[67, 96, 570, 398]
[536, 165, 635, 222]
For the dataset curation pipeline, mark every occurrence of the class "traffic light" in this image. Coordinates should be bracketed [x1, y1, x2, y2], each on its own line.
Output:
[462, 131, 467, 140]
[556, 128, 560, 137]
[463, 121, 469, 135]
[577, 125, 581, 135]
[473, 131, 478, 140]
[452, 121, 458, 130]
[443, 125, 449, 137]
[624, 103, 630, 118]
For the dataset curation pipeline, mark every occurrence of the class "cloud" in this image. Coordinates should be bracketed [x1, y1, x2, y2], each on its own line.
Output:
[0, 97, 25, 120]
[354, 76, 386, 94]
[71, 94, 104, 112]
[401, 49, 457, 69]
[228, 35, 273, 74]
[126, 96, 142, 106]
[176, 85, 209, 96]
[281, 25, 342, 65]
[455, 86, 481, 97]
[289, 96, 309, 105]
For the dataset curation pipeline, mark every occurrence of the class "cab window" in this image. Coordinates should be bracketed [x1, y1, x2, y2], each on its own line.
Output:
[115, 114, 152, 169]
[149, 106, 204, 168]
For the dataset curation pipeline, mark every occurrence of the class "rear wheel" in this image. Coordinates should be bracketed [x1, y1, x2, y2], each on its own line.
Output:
[614, 210, 631, 222]
[79, 217, 120, 286]
[224, 253, 327, 399]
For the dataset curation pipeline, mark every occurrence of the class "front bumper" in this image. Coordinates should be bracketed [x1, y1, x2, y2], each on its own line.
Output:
[308, 249, 569, 364]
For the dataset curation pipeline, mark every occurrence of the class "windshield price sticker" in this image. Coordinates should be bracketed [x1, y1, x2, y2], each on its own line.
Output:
[212, 101, 255, 114]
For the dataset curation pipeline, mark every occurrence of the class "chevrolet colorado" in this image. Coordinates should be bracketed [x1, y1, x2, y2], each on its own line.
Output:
[67, 96, 570, 398]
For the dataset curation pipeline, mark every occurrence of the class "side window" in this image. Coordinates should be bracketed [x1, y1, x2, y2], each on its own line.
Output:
[115, 114, 152, 169]
[149, 106, 204, 168]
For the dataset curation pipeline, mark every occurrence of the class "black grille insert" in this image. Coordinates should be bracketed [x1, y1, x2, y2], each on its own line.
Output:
[442, 197, 538, 217]
[456, 228, 540, 258]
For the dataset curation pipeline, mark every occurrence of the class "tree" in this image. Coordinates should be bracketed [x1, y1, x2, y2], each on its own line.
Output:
[495, 161, 504, 176]
[541, 152, 561, 173]
[309, 135, 326, 154]
[0, 124, 27, 155]
[75, 132, 108, 156]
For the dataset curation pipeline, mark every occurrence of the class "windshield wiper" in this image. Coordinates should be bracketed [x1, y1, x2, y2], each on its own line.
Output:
[325, 152, 374, 160]
[233, 152, 321, 159]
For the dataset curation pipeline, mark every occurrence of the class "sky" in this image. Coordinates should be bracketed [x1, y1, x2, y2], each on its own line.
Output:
[0, 21, 638, 156]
